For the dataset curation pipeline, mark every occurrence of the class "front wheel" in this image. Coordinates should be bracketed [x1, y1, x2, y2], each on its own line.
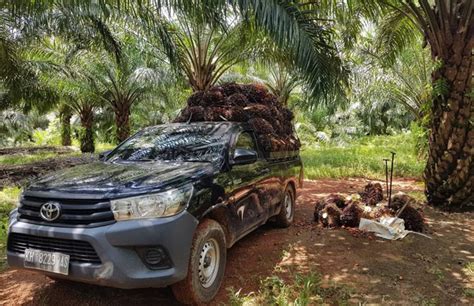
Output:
[171, 219, 226, 305]
[274, 185, 295, 227]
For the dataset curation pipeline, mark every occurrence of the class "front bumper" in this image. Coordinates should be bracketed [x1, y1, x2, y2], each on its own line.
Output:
[7, 210, 198, 289]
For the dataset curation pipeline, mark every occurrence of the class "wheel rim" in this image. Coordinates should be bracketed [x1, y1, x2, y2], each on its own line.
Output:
[198, 238, 220, 288]
[285, 192, 293, 220]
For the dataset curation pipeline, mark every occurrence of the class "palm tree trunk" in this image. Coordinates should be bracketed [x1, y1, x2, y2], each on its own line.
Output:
[113, 101, 131, 144]
[59, 107, 72, 146]
[79, 107, 95, 153]
[424, 34, 473, 210]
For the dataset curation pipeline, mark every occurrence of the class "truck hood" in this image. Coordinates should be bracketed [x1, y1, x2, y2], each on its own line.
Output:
[26, 160, 216, 198]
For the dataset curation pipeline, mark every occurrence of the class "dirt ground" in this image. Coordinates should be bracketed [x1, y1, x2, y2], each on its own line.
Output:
[1, 179, 473, 305]
[0, 154, 95, 187]
[0, 146, 75, 156]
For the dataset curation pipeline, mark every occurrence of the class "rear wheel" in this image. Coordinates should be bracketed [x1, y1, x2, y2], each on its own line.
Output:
[274, 185, 295, 227]
[172, 219, 226, 305]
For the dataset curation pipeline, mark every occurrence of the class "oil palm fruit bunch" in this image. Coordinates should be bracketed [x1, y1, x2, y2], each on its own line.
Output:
[399, 206, 424, 232]
[316, 203, 342, 228]
[174, 83, 300, 154]
[359, 182, 384, 205]
[390, 193, 424, 232]
[340, 201, 363, 227]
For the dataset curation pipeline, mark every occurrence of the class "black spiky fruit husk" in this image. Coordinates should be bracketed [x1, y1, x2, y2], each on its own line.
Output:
[319, 203, 342, 228]
[390, 193, 417, 210]
[340, 202, 363, 227]
[360, 182, 384, 205]
[399, 206, 424, 232]
[325, 194, 347, 209]
[226, 93, 249, 106]
[248, 118, 275, 134]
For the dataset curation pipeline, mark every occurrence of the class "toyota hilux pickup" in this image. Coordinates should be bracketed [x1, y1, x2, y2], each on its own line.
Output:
[7, 121, 303, 304]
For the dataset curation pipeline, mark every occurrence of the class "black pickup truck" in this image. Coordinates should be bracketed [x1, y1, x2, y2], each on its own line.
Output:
[7, 121, 303, 304]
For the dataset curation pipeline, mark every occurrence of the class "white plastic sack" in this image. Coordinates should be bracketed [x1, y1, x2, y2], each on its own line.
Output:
[359, 217, 409, 240]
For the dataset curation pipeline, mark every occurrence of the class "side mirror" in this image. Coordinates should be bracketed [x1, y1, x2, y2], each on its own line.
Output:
[232, 148, 258, 165]
[98, 150, 112, 161]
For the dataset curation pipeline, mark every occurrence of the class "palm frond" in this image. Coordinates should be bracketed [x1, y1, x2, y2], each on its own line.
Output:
[375, 8, 422, 65]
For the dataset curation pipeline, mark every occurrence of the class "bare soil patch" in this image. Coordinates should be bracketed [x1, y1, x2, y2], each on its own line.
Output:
[1, 179, 473, 305]
[0, 146, 75, 156]
[0, 154, 96, 187]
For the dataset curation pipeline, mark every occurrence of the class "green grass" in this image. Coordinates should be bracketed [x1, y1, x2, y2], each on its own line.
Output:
[94, 142, 116, 152]
[0, 186, 21, 270]
[0, 152, 81, 166]
[301, 134, 425, 180]
[228, 273, 353, 305]
[0, 142, 115, 166]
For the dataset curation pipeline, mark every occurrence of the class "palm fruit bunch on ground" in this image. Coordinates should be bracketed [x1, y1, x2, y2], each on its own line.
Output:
[174, 83, 300, 154]
[391, 193, 424, 232]
[359, 182, 384, 205]
[314, 195, 364, 228]
[319, 203, 342, 228]
[340, 201, 364, 227]
[313, 184, 425, 232]
[314, 194, 347, 227]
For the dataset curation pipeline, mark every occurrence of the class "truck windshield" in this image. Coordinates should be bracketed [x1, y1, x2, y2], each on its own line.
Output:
[106, 123, 232, 164]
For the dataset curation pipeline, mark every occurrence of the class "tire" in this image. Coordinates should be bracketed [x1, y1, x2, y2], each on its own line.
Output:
[274, 185, 295, 228]
[172, 219, 226, 305]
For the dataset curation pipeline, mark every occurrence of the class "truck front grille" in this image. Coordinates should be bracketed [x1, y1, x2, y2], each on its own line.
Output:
[17, 196, 115, 227]
[7, 233, 101, 264]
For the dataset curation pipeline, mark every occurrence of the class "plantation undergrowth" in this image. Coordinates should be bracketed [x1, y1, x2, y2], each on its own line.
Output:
[301, 134, 425, 180]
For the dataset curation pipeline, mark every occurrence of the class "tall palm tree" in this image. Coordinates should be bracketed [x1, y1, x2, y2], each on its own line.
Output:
[28, 38, 104, 152]
[375, 0, 473, 210]
[168, 16, 259, 91]
[58, 103, 73, 146]
[85, 38, 166, 143]
[344, 35, 432, 134]
[5, 0, 346, 101]
[52, 71, 102, 153]
[0, 11, 56, 112]
[353, 37, 433, 121]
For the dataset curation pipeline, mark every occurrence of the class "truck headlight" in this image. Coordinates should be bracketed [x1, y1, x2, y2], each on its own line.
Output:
[111, 184, 193, 221]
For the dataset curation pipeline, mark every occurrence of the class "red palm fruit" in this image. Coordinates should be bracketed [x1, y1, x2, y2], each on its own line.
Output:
[243, 104, 273, 121]
[226, 93, 249, 106]
[248, 118, 275, 134]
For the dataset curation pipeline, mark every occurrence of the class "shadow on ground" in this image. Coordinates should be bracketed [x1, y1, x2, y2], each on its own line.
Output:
[1, 179, 473, 305]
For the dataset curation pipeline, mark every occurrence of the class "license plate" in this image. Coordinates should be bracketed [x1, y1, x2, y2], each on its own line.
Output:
[24, 248, 70, 275]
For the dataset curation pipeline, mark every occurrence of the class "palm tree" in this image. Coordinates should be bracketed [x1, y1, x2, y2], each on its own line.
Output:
[0, 110, 49, 146]
[167, 16, 259, 91]
[58, 103, 73, 146]
[29, 38, 104, 152]
[353, 37, 433, 121]
[342, 35, 432, 134]
[0, 12, 56, 112]
[375, 0, 473, 209]
[5, 0, 344, 100]
[264, 64, 302, 106]
[85, 38, 166, 143]
[53, 72, 102, 153]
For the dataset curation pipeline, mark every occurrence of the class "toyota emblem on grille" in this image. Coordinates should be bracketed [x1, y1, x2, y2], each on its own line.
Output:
[40, 202, 61, 221]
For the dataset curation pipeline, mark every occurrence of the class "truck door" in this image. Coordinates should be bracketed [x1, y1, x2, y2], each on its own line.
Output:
[227, 131, 274, 238]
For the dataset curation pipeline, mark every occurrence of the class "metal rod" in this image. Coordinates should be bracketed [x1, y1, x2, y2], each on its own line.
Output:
[388, 152, 396, 208]
[383, 159, 389, 200]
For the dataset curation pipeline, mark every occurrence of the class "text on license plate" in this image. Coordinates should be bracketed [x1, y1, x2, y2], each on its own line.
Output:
[24, 248, 70, 275]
